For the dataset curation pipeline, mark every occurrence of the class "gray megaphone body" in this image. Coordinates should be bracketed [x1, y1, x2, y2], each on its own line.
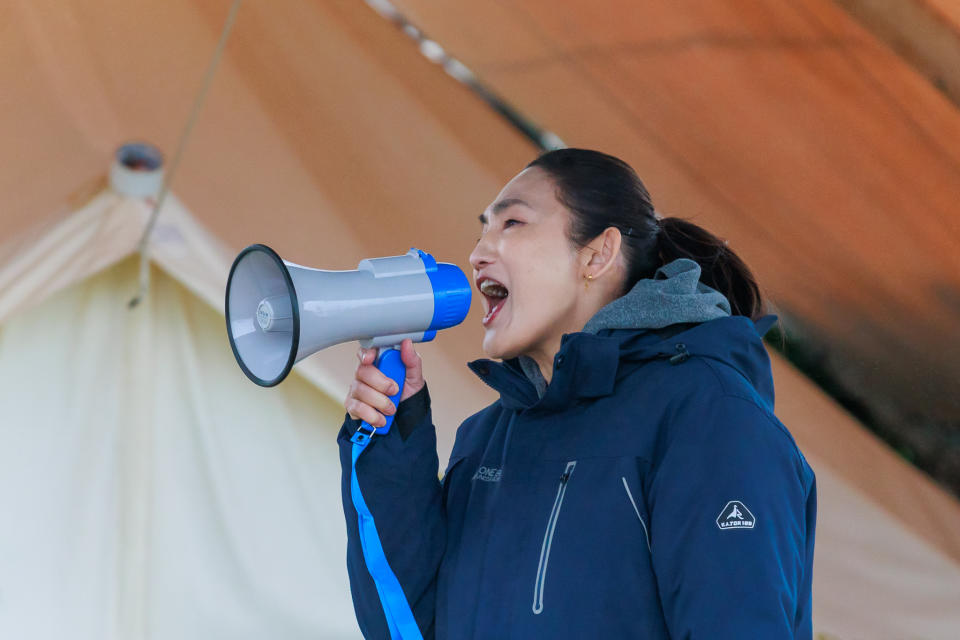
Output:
[225, 244, 471, 435]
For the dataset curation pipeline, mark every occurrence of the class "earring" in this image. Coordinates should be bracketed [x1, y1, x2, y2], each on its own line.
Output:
[583, 273, 594, 290]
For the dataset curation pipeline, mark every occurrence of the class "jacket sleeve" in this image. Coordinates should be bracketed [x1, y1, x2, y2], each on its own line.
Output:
[339, 384, 444, 639]
[646, 391, 816, 640]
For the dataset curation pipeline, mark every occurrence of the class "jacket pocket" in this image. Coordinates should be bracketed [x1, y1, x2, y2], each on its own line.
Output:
[621, 476, 651, 552]
[532, 460, 577, 615]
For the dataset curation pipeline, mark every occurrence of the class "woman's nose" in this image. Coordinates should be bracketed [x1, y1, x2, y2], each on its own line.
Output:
[469, 232, 496, 271]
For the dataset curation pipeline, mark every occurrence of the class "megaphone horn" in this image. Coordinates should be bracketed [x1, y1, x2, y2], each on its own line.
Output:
[225, 244, 472, 398]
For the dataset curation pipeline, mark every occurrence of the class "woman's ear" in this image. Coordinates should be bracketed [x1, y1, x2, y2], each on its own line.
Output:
[583, 227, 623, 280]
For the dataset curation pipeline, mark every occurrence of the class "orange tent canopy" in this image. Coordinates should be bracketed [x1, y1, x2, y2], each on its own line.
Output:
[393, 0, 960, 429]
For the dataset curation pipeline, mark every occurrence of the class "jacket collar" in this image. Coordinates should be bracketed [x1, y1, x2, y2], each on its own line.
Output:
[467, 315, 778, 413]
[468, 327, 672, 413]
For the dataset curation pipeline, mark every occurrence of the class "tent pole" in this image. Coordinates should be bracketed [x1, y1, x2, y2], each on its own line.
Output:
[129, 0, 244, 308]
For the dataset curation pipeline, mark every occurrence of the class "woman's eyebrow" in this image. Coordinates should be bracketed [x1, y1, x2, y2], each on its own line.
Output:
[478, 197, 530, 224]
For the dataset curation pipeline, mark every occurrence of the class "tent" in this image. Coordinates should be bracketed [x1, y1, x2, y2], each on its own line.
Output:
[0, 186, 367, 638]
[2, 1, 959, 638]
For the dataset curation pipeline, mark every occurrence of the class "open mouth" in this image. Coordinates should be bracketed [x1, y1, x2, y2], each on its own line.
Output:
[478, 278, 509, 326]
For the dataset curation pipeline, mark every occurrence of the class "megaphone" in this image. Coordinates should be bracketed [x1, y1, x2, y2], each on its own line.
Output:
[225, 244, 471, 432]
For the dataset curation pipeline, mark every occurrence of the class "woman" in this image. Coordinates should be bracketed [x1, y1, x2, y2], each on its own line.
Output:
[339, 149, 816, 639]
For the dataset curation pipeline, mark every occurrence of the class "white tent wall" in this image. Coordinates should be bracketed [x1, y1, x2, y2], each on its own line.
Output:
[0, 257, 359, 639]
[808, 461, 960, 638]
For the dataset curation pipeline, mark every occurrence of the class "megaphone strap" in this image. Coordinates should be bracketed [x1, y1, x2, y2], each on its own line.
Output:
[350, 440, 424, 639]
[348, 347, 423, 639]
[350, 436, 423, 640]
[350, 425, 377, 447]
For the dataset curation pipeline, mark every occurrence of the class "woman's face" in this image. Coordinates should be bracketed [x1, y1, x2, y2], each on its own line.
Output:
[469, 167, 588, 361]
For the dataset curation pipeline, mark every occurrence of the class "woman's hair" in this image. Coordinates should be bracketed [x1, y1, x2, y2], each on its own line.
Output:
[526, 148, 765, 319]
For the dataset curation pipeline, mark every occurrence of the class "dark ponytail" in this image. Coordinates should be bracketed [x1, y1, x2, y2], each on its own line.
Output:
[656, 217, 763, 319]
[527, 148, 765, 320]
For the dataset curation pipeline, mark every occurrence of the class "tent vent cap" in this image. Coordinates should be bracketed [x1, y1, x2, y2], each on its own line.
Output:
[110, 142, 165, 198]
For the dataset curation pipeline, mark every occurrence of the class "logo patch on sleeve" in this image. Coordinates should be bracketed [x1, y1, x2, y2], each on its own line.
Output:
[716, 500, 755, 530]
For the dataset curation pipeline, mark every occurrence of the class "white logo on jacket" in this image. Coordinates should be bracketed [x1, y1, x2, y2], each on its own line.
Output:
[717, 500, 755, 530]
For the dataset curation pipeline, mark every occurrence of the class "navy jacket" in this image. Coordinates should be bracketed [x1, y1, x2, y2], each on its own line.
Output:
[339, 316, 817, 639]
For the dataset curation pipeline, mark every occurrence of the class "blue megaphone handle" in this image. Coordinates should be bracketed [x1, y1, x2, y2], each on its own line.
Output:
[360, 347, 405, 435]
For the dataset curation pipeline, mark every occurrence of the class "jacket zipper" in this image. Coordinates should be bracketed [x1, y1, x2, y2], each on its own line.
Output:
[532, 460, 577, 615]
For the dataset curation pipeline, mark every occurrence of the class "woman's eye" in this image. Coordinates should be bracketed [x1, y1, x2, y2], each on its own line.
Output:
[503, 219, 521, 228]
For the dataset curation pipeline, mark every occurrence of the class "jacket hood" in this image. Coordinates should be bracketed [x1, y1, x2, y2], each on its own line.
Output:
[583, 258, 731, 334]
[614, 313, 778, 406]
[469, 314, 779, 414]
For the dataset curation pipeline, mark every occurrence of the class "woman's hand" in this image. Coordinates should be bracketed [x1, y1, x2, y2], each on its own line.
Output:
[344, 338, 425, 427]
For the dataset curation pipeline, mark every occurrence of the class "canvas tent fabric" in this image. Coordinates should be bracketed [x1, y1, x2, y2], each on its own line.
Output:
[770, 357, 960, 638]
[833, 0, 960, 108]
[1, 0, 960, 637]
[0, 194, 364, 639]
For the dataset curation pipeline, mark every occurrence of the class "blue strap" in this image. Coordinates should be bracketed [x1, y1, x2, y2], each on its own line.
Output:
[349, 347, 423, 640]
[351, 439, 423, 639]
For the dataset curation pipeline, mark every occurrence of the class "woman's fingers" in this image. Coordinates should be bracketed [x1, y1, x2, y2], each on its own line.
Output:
[357, 347, 376, 366]
[346, 342, 426, 423]
[346, 347, 400, 428]
[345, 396, 387, 428]
[350, 379, 397, 417]
[398, 339, 425, 402]
[356, 360, 400, 397]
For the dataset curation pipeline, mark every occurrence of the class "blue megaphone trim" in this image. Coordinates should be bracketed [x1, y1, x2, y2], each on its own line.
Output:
[413, 249, 472, 332]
